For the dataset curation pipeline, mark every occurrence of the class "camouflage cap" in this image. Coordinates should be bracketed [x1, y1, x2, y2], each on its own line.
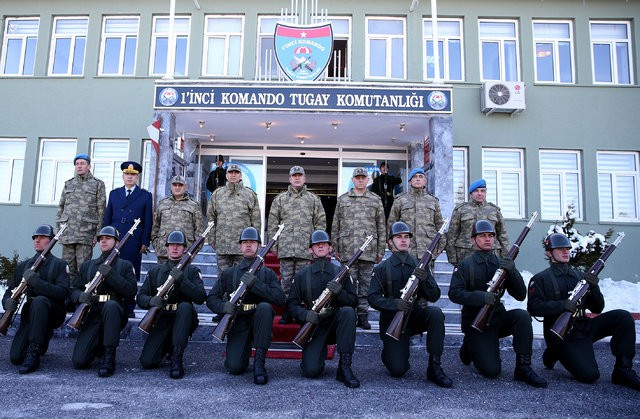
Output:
[352, 167, 368, 177]
[226, 163, 241, 172]
[170, 175, 186, 185]
[289, 166, 305, 176]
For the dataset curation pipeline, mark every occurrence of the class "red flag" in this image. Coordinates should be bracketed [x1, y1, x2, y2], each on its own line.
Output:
[146, 119, 161, 154]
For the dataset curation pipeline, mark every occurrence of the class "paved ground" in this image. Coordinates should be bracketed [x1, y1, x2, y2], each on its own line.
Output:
[0, 335, 638, 418]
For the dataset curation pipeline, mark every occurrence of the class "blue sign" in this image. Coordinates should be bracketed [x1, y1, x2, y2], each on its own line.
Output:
[274, 23, 333, 81]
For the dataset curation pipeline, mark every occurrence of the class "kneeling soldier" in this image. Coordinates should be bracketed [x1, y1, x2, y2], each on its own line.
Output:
[207, 227, 285, 385]
[287, 230, 360, 388]
[71, 226, 137, 376]
[137, 230, 206, 378]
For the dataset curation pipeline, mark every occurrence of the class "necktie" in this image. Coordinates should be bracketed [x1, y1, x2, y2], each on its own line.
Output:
[126, 189, 131, 197]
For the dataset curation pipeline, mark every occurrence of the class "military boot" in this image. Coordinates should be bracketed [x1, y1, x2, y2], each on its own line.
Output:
[459, 342, 472, 366]
[170, 345, 185, 379]
[98, 346, 116, 377]
[514, 353, 548, 388]
[253, 348, 269, 385]
[19, 341, 41, 374]
[357, 314, 371, 330]
[427, 354, 453, 388]
[336, 352, 360, 388]
[542, 348, 557, 370]
[611, 357, 640, 391]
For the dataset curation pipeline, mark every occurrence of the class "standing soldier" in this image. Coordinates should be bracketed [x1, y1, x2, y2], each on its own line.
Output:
[388, 167, 445, 260]
[137, 230, 206, 379]
[207, 163, 261, 273]
[446, 179, 509, 266]
[2, 225, 70, 374]
[205, 155, 227, 193]
[370, 161, 402, 222]
[286, 230, 360, 388]
[151, 175, 202, 265]
[449, 220, 547, 388]
[268, 165, 326, 324]
[207, 227, 285, 385]
[70, 226, 137, 377]
[368, 222, 452, 387]
[527, 233, 640, 390]
[331, 167, 386, 330]
[56, 153, 106, 282]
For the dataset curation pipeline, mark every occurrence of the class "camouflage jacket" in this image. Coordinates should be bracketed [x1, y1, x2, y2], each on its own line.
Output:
[206, 181, 261, 256]
[151, 194, 203, 259]
[388, 187, 445, 259]
[445, 200, 510, 265]
[267, 185, 326, 260]
[56, 172, 106, 245]
[331, 189, 385, 263]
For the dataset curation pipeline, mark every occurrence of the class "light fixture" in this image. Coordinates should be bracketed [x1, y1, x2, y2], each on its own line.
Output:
[391, 137, 397, 143]
[198, 120, 205, 128]
[331, 122, 339, 130]
[399, 123, 406, 132]
[265, 122, 272, 130]
[209, 134, 215, 142]
[298, 136, 305, 144]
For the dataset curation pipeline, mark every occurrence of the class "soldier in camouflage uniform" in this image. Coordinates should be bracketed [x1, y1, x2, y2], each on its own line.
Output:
[207, 163, 261, 273]
[56, 153, 106, 282]
[151, 175, 203, 264]
[331, 167, 386, 329]
[268, 165, 326, 323]
[446, 179, 510, 266]
[388, 167, 445, 261]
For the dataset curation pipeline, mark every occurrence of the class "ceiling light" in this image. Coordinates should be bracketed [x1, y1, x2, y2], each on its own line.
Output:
[209, 135, 215, 142]
[332, 122, 339, 130]
[298, 136, 305, 144]
[198, 120, 205, 128]
[399, 123, 405, 132]
[265, 122, 272, 130]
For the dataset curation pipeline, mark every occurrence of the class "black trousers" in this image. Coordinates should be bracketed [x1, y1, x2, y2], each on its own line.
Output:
[379, 305, 445, 378]
[225, 302, 274, 375]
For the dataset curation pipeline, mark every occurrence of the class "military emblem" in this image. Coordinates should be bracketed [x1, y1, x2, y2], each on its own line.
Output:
[274, 23, 333, 81]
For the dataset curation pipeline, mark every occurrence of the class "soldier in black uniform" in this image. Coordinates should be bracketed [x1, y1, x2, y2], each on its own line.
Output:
[528, 233, 640, 390]
[370, 161, 402, 222]
[207, 227, 285, 385]
[449, 220, 547, 388]
[70, 226, 137, 377]
[368, 222, 452, 387]
[205, 155, 226, 193]
[137, 230, 206, 379]
[286, 230, 360, 388]
[2, 224, 70, 374]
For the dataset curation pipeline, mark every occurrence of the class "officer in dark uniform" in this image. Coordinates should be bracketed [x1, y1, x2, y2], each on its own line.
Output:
[368, 222, 452, 387]
[137, 230, 206, 379]
[370, 161, 402, 222]
[205, 155, 226, 193]
[286, 230, 360, 388]
[449, 220, 547, 388]
[528, 233, 640, 390]
[70, 226, 137, 377]
[2, 225, 70, 374]
[207, 227, 285, 385]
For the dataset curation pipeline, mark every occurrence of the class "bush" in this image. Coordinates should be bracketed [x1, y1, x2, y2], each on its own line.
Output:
[0, 251, 20, 287]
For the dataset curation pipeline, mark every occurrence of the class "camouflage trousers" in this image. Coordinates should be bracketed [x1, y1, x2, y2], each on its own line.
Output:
[348, 260, 374, 316]
[216, 254, 244, 276]
[62, 243, 93, 282]
[279, 257, 310, 296]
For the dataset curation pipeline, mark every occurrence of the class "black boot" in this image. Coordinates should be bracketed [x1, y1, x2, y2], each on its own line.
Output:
[170, 345, 185, 379]
[542, 348, 557, 370]
[514, 353, 548, 388]
[459, 342, 472, 366]
[98, 346, 116, 377]
[19, 341, 41, 374]
[427, 354, 453, 388]
[612, 357, 640, 391]
[336, 352, 360, 388]
[279, 312, 293, 325]
[253, 348, 269, 385]
[357, 314, 371, 330]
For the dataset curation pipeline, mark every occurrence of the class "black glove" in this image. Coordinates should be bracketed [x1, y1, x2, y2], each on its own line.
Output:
[149, 296, 164, 308]
[563, 299, 578, 313]
[240, 272, 257, 288]
[583, 272, 599, 287]
[170, 267, 183, 284]
[98, 264, 112, 278]
[23, 270, 40, 287]
[483, 292, 499, 306]
[4, 298, 18, 312]
[499, 257, 516, 274]
[326, 280, 342, 295]
[414, 267, 428, 283]
[394, 299, 412, 312]
[305, 310, 320, 324]
[78, 292, 93, 304]
[222, 302, 238, 315]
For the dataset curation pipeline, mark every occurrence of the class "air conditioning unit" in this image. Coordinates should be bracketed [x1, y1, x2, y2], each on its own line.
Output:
[481, 81, 526, 115]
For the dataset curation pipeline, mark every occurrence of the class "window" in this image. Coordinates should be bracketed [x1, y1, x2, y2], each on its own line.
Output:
[35, 139, 76, 205]
[590, 21, 633, 85]
[256, 16, 281, 80]
[479, 19, 520, 81]
[1, 17, 39, 76]
[0, 139, 26, 203]
[533, 20, 574, 84]
[453, 148, 468, 205]
[597, 151, 639, 221]
[423, 18, 463, 81]
[150, 16, 190, 77]
[99, 16, 139, 76]
[311, 16, 351, 80]
[91, 140, 130, 193]
[482, 148, 524, 218]
[203, 15, 244, 77]
[49, 17, 88, 76]
[366, 17, 405, 80]
[539, 150, 582, 220]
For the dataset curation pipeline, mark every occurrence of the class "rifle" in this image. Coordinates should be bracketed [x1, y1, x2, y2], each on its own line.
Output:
[550, 232, 624, 340]
[67, 219, 141, 331]
[0, 224, 68, 336]
[471, 211, 539, 332]
[386, 219, 449, 341]
[212, 224, 285, 342]
[293, 235, 374, 349]
[138, 222, 215, 334]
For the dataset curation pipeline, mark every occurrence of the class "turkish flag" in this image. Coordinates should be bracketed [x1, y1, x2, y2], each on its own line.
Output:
[146, 119, 161, 154]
